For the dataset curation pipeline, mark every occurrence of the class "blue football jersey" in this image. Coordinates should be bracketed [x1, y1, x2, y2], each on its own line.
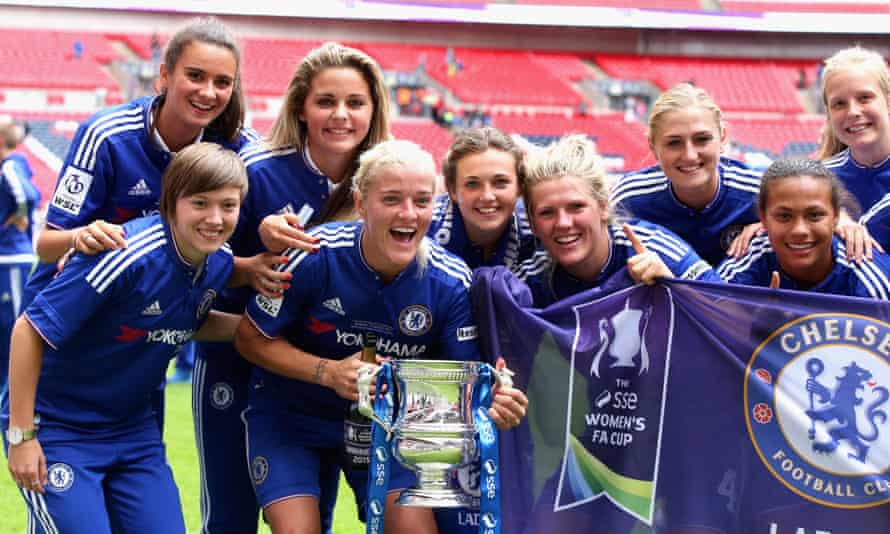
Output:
[245, 221, 479, 422]
[611, 157, 760, 265]
[861, 192, 890, 252]
[208, 142, 336, 314]
[513, 219, 720, 307]
[823, 148, 890, 215]
[2, 215, 233, 437]
[234, 143, 333, 258]
[26, 96, 254, 302]
[0, 156, 35, 257]
[427, 194, 536, 270]
[717, 234, 890, 298]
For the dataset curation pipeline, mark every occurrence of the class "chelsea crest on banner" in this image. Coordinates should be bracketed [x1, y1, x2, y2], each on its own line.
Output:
[470, 267, 890, 534]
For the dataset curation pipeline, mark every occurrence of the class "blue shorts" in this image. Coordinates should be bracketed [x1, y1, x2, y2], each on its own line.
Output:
[194, 341, 260, 534]
[244, 405, 415, 520]
[4, 425, 184, 534]
[0, 261, 30, 394]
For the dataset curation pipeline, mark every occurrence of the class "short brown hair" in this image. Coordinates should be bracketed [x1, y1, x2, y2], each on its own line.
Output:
[159, 142, 248, 223]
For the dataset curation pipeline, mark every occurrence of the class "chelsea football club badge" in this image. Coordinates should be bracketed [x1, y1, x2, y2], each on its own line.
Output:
[746, 313, 890, 508]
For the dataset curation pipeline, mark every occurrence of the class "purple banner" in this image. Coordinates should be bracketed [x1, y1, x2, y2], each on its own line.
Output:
[471, 267, 890, 534]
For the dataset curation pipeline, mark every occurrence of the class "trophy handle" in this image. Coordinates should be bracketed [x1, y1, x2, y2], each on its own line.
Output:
[357, 363, 392, 433]
[492, 363, 515, 389]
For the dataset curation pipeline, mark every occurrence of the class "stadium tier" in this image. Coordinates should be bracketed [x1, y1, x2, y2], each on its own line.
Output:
[491, 110, 651, 169]
[726, 114, 823, 158]
[390, 118, 454, 167]
[720, 0, 890, 14]
[0, 29, 118, 90]
[0, 29, 836, 174]
[515, 0, 702, 8]
[593, 54, 818, 114]
[356, 43, 582, 107]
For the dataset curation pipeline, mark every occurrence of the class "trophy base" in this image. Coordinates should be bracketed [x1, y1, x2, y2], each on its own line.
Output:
[395, 487, 475, 508]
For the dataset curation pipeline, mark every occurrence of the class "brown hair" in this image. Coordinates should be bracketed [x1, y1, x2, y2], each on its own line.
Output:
[159, 17, 245, 142]
[441, 127, 526, 194]
[160, 142, 248, 223]
[267, 42, 391, 223]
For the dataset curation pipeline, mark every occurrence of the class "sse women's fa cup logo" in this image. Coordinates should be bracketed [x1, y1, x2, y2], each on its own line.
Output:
[746, 313, 890, 508]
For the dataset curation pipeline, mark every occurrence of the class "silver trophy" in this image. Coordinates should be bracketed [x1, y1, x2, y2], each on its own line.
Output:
[357, 359, 512, 508]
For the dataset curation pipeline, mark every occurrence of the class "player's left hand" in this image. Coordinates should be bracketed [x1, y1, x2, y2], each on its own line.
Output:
[624, 224, 673, 285]
[488, 357, 528, 430]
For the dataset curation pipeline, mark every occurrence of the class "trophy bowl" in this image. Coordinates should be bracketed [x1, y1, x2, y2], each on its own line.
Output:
[359, 359, 490, 508]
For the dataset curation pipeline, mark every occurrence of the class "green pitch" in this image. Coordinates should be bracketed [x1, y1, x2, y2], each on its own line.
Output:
[0, 381, 365, 533]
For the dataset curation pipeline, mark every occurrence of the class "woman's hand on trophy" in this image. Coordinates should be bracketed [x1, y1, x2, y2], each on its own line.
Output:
[489, 357, 528, 430]
[325, 353, 382, 401]
[324, 355, 363, 402]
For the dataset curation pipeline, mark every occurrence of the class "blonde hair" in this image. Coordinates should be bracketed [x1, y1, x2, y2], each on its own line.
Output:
[352, 139, 436, 199]
[817, 46, 890, 159]
[523, 134, 609, 220]
[352, 139, 436, 272]
[647, 83, 723, 143]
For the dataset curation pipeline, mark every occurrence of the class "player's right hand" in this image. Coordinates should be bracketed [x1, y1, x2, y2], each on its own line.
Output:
[727, 221, 764, 258]
[7, 439, 47, 494]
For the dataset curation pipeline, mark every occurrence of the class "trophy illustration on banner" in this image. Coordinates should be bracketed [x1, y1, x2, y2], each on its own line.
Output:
[357, 359, 512, 534]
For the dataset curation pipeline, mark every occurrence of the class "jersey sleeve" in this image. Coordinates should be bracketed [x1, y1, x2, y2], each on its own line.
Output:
[717, 256, 766, 286]
[850, 252, 890, 300]
[45, 118, 112, 229]
[862, 196, 890, 253]
[439, 282, 482, 362]
[1, 159, 29, 216]
[25, 251, 126, 349]
[245, 245, 325, 338]
[636, 224, 720, 282]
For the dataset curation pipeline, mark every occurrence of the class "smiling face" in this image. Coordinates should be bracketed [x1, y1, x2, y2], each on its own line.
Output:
[356, 164, 435, 281]
[157, 41, 237, 148]
[824, 65, 890, 166]
[761, 175, 839, 287]
[528, 175, 611, 281]
[171, 186, 241, 266]
[649, 106, 725, 209]
[448, 148, 521, 250]
[300, 67, 373, 170]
